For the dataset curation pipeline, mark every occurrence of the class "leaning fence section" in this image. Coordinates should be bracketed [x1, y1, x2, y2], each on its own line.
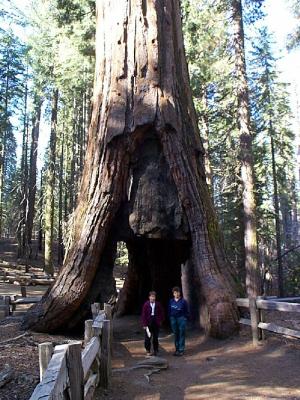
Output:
[29, 303, 113, 400]
[236, 296, 300, 345]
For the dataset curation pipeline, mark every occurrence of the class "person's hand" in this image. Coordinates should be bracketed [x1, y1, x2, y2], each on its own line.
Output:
[143, 326, 147, 329]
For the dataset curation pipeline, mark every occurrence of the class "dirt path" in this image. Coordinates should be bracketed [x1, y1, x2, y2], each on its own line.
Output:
[96, 316, 300, 400]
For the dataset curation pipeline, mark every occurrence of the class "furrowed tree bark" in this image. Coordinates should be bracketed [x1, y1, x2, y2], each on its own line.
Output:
[232, 0, 260, 298]
[23, 0, 239, 338]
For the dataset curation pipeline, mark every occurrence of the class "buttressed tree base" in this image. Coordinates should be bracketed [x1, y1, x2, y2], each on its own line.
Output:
[23, 0, 239, 338]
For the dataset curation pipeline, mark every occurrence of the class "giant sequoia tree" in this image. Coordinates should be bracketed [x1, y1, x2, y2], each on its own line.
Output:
[23, 0, 239, 338]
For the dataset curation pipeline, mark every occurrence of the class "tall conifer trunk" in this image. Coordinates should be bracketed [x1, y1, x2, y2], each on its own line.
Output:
[232, 0, 259, 297]
[25, 99, 42, 259]
[23, 0, 238, 338]
[270, 130, 284, 296]
[44, 89, 58, 275]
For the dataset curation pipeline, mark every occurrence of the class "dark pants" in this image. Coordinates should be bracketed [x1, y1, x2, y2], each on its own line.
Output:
[144, 316, 159, 353]
[170, 316, 186, 352]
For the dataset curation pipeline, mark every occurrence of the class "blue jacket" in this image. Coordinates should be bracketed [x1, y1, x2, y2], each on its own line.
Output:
[168, 297, 189, 319]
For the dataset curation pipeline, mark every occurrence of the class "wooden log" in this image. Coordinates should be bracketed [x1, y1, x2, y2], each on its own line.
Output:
[99, 319, 111, 389]
[30, 344, 68, 400]
[81, 336, 100, 380]
[4, 276, 54, 285]
[39, 342, 54, 382]
[91, 303, 101, 319]
[84, 373, 98, 400]
[66, 342, 84, 400]
[0, 365, 13, 388]
[84, 320, 94, 346]
[256, 299, 300, 313]
[258, 322, 300, 339]
[249, 297, 259, 346]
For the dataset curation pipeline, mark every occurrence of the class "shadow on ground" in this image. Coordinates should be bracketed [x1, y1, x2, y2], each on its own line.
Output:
[95, 315, 300, 400]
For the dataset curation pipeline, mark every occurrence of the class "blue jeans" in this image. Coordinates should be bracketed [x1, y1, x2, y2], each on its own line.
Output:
[170, 316, 186, 352]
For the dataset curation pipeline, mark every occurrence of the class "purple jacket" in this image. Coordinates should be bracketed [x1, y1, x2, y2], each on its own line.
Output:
[141, 301, 164, 327]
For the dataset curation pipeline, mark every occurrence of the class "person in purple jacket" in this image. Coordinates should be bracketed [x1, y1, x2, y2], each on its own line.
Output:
[169, 286, 189, 356]
[141, 291, 164, 356]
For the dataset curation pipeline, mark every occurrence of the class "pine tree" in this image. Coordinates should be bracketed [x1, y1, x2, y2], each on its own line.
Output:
[0, 29, 26, 237]
[249, 27, 297, 295]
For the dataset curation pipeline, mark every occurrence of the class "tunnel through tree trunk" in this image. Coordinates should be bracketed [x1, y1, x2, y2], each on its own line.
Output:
[116, 238, 190, 316]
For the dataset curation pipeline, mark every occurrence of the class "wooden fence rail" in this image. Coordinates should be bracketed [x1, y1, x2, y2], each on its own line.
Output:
[236, 296, 300, 345]
[0, 294, 41, 318]
[29, 303, 113, 400]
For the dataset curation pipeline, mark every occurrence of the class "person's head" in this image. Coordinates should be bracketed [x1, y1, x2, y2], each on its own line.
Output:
[149, 291, 156, 303]
[172, 286, 181, 300]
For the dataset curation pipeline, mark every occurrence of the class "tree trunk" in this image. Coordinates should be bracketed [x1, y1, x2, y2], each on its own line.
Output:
[232, 0, 259, 298]
[25, 99, 42, 259]
[23, 0, 239, 338]
[0, 59, 10, 238]
[37, 170, 43, 253]
[270, 131, 284, 296]
[58, 129, 64, 265]
[199, 89, 213, 195]
[44, 89, 58, 275]
[17, 79, 29, 259]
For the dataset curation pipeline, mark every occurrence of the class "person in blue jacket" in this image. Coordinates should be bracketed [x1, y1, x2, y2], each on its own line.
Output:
[168, 286, 189, 356]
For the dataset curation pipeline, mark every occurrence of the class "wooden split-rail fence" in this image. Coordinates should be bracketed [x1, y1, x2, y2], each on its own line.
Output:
[0, 293, 41, 318]
[237, 296, 300, 345]
[30, 303, 113, 400]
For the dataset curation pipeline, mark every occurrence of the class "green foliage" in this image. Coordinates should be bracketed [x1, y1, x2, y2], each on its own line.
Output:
[182, 0, 244, 272]
[0, 26, 28, 237]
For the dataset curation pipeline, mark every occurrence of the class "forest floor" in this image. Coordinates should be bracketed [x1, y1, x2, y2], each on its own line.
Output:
[95, 316, 300, 400]
[0, 303, 300, 399]
[0, 240, 300, 400]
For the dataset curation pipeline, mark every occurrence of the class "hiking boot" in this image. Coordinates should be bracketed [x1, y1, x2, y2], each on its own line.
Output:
[173, 350, 180, 356]
[146, 351, 151, 357]
[178, 351, 184, 356]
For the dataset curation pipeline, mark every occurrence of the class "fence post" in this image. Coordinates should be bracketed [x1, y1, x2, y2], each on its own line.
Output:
[39, 342, 54, 381]
[66, 342, 84, 400]
[21, 285, 27, 297]
[4, 296, 10, 316]
[99, 319, 111, 389]
[257, 296, 265, 340]
[249, 297, 260, 346]
[84, 320, 94, 346]
[104, 303, 113, 354]
[91, 303, 101, 319]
